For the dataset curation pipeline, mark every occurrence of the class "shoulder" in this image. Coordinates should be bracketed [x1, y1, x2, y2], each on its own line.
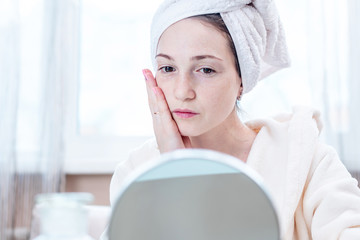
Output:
[303, 142, 360, 238]
[109, 138, 160, 205]
[309, 142, 354, 183]
[114, 137, 159, 176]
[128, 137, 160, 164]
[246, 106, 323, 166]
[246, 106, 322, 136]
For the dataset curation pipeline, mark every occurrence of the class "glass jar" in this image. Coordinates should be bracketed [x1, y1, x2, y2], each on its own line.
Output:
[33, 192, 95, 240]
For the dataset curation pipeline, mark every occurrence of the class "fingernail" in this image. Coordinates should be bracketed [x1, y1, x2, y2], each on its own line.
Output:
[142, 69, 148, 81]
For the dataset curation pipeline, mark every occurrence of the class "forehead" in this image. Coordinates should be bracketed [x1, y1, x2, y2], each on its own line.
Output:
[156, 18, 232, 59]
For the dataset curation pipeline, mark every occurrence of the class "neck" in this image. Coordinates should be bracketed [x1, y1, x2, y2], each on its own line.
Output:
[189, 111, 256, 162]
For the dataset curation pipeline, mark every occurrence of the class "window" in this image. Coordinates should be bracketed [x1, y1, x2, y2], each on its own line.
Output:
[65, 0, 355, 173]
[78, 0, 159, 136]
[64, 0, 163, 173]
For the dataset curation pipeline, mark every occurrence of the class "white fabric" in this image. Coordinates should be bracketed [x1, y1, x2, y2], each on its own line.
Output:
[150, 0, 291, 94]
[109, 107, 360, 239]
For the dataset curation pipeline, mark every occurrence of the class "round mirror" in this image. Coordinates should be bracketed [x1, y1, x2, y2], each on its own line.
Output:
[109, 149, 280, 240]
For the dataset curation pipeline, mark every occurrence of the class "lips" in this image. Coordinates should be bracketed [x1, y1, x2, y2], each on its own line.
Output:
[172, 109, 199, 119]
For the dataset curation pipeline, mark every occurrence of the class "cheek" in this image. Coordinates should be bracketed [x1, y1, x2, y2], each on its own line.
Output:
[156, 77, 173, 101]
[156, 75, 172, 89]
[197, 88, 236, 123]
[207, 80, 238, 108]
[213, 93, 236, 113]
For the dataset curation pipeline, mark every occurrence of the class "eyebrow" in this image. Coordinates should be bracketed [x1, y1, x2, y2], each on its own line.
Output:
[191, 55, 223, 61]
[155, 53, 174, 61]
[155, 53, 223, 61]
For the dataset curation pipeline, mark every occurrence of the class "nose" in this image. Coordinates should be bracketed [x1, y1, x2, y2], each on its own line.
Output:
[174, 73, 196, 101]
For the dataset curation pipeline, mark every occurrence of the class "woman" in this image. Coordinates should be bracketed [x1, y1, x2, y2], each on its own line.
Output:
[109, 0, 360, 239]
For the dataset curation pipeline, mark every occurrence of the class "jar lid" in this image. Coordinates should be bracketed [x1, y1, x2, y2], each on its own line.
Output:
[35, 192, 94, 208]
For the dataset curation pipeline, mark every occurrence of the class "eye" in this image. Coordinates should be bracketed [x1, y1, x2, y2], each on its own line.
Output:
[159, 66, 175, 73]
[199, 68, 215, 74]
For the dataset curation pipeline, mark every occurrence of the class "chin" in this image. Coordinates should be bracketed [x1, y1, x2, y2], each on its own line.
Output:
[178, 126, 204, 137]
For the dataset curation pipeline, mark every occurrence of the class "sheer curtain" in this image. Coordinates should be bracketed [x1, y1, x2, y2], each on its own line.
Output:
[306, 0, 360, 174]
[0, 0, 80, 239]
[344, 0, 360, 177]
[242, 0, 360, 176]
[0, 0, 19, 238]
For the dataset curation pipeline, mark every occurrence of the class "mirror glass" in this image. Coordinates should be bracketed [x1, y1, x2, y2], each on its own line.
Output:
[109, 149, 280, 240]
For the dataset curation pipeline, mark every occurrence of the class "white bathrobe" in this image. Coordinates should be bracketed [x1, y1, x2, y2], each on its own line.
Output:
[109, 107, 360, 240]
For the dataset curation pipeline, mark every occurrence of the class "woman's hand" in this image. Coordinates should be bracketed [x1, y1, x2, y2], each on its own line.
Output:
[142, 69, 191, 153]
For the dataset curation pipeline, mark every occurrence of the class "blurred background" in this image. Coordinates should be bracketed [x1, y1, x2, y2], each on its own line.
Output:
[0, 0, 359, 239]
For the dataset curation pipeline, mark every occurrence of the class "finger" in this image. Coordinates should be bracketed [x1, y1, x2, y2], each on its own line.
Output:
[142, 69, 159, 112]
[152, 86, 173, 123]
[142, 69, 157, 88]
[152, 87, 186, 152]
[141, 69, 171, 121]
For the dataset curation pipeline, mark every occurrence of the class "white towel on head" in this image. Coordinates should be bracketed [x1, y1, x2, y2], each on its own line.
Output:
[150, 0, 291, 94]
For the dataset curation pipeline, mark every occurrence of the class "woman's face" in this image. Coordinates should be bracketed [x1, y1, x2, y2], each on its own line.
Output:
[155, 17, 242, 137]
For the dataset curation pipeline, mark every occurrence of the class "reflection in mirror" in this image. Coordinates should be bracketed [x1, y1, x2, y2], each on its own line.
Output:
[109, 149, 280, 240]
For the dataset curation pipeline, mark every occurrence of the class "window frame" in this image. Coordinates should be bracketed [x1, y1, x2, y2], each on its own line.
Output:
[63, 74, 151, 174]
